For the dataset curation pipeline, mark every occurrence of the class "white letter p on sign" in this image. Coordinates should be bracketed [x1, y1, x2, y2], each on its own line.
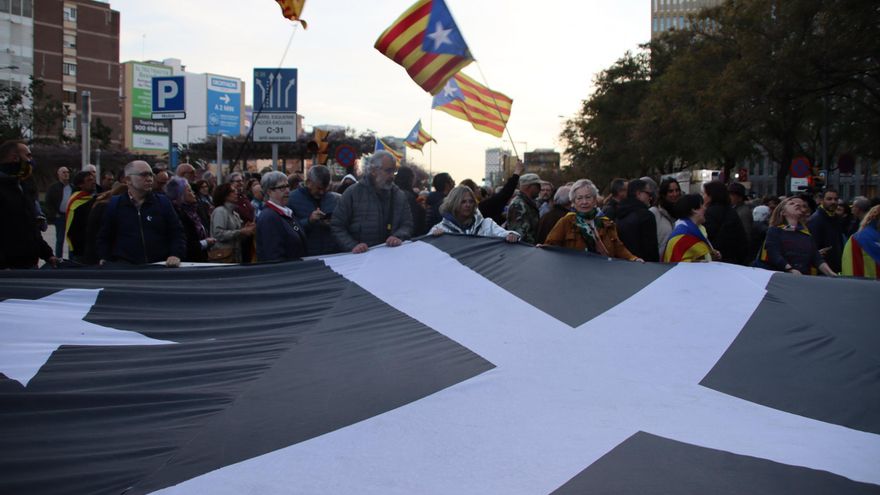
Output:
[158, 80, 178, 108]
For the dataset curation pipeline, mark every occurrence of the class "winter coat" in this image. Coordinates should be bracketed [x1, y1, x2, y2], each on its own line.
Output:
[543, 212, 638, 261]
[97, 192, 185, 264]
[211, 203, 245, 263]
[807, 207, 845, 273]
[650, 205, 675, 258]
[615, 198, 659, 262]
[432, 210, 518, 239]
[704, 203, 749, 265]
[0, 175, 54, 268]
[256, 203, 306, 262]
[287, 186, 341, 255]
[479, 173, 520, 225]
[331, 179, 413, 251]
[506, 190, 541, 244]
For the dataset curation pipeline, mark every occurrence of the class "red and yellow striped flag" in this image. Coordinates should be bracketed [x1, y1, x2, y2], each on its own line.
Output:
[432, 72, 512, 138]
[275, 0, 307, 28]
[374, 0, 473, 95]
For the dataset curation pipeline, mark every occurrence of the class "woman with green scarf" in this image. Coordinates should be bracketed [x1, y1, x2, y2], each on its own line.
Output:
[542, 179, 643, 262]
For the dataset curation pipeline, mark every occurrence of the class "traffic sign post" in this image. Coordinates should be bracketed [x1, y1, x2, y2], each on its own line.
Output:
[207, 75, 242, 137]
[253, 68, 298, 143]
[151, 76, 186, 120]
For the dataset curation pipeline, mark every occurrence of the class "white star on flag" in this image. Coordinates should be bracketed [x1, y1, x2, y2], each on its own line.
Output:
[0, 288, 177, 387]
[426, 21, 453, 51]
[442, 80, 459, 98]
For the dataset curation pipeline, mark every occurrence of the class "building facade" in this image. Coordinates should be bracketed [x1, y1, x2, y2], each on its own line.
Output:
[651, 0, 721, 38]
[0, 0, 34, 91]
[524, 149, 560, 176]
[484, 148, 510, 187]
[33, 0, 121, 144]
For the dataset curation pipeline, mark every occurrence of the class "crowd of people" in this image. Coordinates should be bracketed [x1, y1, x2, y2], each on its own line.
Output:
[2, 139, 879, 279]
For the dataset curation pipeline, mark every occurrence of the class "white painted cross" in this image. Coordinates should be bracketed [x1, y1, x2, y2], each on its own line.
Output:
[0, 288, 176, 387]
[158, 242, 880, 494]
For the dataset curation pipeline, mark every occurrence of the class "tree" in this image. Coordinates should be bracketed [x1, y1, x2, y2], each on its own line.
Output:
[0, 77, 70, 143]
[91, 118, 113, 150]
[561, 50, 654, 187]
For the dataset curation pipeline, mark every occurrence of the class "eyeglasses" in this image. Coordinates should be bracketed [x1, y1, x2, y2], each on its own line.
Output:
[127, 171, 155, 178]
[573, 195, 595, 202]
[230, 179, 243, 183]
[270, 184, 290, 191]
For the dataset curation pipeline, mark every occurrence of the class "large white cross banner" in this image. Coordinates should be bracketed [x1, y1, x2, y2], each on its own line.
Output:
[159, 241, 880, 494]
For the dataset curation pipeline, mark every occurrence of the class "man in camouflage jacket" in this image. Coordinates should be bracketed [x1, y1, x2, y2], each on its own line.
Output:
[506, 173, 542, 244]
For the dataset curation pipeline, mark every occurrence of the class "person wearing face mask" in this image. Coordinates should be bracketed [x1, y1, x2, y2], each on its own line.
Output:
[331, 150, 413, 254]
[0, 140, 58, 269]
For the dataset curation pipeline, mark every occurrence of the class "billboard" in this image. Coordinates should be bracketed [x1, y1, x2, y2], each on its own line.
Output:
[206, 75, 242, 137]
[130, 63, 172, 152]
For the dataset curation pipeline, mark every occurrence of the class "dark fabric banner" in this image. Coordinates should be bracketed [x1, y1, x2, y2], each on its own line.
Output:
[1, 237, 877, 494]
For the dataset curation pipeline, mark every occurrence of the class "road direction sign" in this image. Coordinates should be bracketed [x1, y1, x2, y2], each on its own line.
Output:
[253, 68, 298, 113]
[253, 113, 297, 142]
[253, 68, 298, 142]
[151, 76, 186, 119]
[207, 75, 242, 136]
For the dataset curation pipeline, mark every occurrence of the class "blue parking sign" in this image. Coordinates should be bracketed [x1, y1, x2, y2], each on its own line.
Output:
[151, 76, 186, 119]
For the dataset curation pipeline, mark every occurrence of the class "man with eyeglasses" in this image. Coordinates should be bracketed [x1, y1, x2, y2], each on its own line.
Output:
[97, 160, 184, 267]
[331, 150, 413, 254]
[614, 178, 660, 262]
[288, 165, 341, 255]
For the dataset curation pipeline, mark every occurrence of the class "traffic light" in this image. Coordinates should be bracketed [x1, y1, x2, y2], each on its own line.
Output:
[313, 129, 329, 165]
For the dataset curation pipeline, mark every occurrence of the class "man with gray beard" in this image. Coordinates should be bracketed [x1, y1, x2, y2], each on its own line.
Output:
[331, 150, 413, 254]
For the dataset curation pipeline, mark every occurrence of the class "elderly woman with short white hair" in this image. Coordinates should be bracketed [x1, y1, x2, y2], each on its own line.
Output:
[542, 179, 642, 261]
[431, 185, 519, 243]
[256, 171, 306, 262]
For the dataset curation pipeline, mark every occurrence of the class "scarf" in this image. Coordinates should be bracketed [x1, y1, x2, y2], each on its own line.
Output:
[265, 200, 293, 219]
[574, 209, 607, 255]
[441, 212, 475, 233]
[180, 202, 207, 240]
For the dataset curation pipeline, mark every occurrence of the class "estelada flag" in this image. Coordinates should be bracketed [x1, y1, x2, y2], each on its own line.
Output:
[374, 138, 403, 162]
[274, 0, 307, 28]
[374, 0, 473, 95]
[663, 218, 712, 263]
[842, 225, 880, 278]
[404, 120, 436, 151]
[432, 72, 512, 138]
[64, 190, 93, 252]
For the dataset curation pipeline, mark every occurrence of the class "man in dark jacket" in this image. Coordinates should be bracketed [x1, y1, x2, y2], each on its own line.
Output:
[478, 160, 524, 225]
[65, 171, 97, 264]
[807, 189, 844, 273]
[425, 172, 454, 228]
[331, 151, 413, 254]
[97, 160, 184, 267]
[288, 165, 341, 255]
[0, 141, 57, 269]
[615, 179, 659, 262]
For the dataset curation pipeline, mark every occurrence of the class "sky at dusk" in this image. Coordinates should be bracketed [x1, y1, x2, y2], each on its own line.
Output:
[111, 0, 651, 181]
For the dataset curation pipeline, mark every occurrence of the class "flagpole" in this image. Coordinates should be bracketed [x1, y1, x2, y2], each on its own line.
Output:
[429, 111, 433, 178]
[474, 61, 519, 160]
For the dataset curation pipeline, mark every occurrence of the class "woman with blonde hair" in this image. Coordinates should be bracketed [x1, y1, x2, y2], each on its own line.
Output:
[841, 204, 880, 278]
[757, 196, 836, 276]
[431, 185, 518, 242]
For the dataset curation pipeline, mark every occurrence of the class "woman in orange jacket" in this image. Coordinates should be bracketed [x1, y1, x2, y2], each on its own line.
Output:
[542, 179, 643, 262]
